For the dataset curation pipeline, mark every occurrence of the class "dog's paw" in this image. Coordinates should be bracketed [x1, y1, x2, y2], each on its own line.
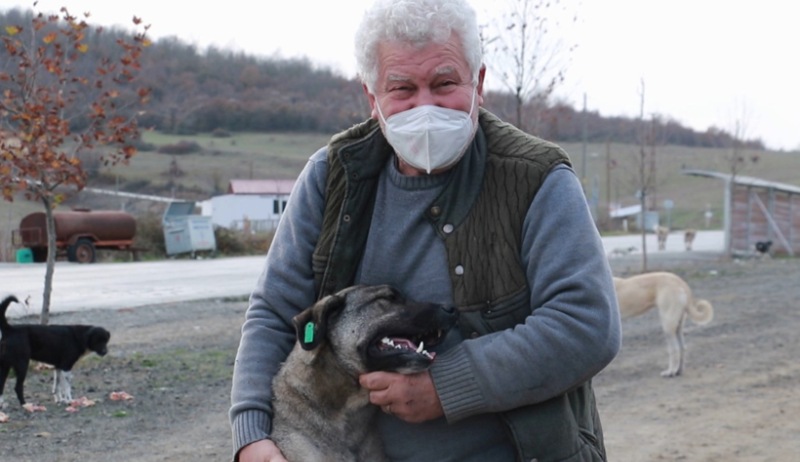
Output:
[53, 393, 72, 404]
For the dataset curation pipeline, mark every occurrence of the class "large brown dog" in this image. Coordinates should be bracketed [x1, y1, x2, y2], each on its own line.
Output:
[270, 285, 457, 462]
[613, 272, 713, 377]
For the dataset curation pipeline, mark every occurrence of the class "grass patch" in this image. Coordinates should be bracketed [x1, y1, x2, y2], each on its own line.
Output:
[135, 347, 235, 388]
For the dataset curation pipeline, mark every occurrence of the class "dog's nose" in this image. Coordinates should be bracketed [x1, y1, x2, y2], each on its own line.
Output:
[441, 305, 456, 314]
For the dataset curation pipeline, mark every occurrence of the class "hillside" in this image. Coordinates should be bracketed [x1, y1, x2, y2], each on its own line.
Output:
[3, 132, 796, 237]
[1, 10, 796, 261]
[0, 8, 768, 150]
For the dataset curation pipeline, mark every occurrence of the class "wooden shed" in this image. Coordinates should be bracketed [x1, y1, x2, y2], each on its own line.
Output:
[684, 170, 799, 257]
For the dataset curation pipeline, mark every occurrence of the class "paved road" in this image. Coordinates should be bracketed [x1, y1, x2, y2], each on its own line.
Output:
[602, 229, 723, 254]
[1, 230, 725, 319]
[2, 256, 266, 319]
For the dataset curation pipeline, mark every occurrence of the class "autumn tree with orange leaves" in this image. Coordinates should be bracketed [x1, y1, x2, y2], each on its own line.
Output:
[0, 7, 151, 323]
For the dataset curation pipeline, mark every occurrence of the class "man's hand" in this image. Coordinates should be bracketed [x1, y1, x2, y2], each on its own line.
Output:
[238, 439, 288, 462]
[359, 370, 444, 423]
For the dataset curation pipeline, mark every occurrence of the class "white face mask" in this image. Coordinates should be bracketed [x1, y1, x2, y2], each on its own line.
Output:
[376, 91, 476, 174]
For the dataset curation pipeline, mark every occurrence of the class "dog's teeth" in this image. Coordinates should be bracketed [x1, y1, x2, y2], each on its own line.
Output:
[381, 337, 395, 347]
[416, 341, 424, 353]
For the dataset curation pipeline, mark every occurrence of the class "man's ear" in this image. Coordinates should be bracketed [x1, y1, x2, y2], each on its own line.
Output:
[363, 83, 379, 120]
[292, 294, 346, 350]
[476, 64, 486, 106]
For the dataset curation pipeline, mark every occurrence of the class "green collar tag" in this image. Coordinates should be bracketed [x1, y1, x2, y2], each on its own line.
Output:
[303, 322, 315, 344]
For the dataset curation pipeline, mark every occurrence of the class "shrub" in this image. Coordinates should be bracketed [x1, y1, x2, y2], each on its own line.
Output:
[157, 140, 201, 155]
[214, 226, 273, 256]
[213, 226, 246, 255]
[132, 138, 157, 152]
[133, 212, 166, 259]
[211, 127, 231, 138]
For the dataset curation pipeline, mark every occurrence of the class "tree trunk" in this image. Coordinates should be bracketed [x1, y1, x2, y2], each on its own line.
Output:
[41, 197, 55, 325]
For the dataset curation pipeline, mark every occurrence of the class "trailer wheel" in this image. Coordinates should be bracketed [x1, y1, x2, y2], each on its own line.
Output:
[68, 238, 96, 263]
[31, 247, 48, 263]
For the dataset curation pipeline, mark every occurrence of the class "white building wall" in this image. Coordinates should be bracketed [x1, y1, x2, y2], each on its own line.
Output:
[201, 194, 288, 231]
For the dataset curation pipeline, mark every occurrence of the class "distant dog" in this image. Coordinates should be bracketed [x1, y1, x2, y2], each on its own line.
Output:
[684, 229, 697, 251]
[655, 226, 670, 251]
[271, 285, 457, 462]
[755, 240, 772, 256]
[608, 246, 637, 258]
[0, 295, 111, 406]
[613, 273, 713, 377]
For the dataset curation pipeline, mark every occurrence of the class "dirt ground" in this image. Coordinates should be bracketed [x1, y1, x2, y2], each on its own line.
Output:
[1, 255, 798, 462]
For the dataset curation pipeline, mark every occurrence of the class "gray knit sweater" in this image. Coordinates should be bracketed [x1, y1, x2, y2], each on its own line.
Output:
[230, 143, 621, 461]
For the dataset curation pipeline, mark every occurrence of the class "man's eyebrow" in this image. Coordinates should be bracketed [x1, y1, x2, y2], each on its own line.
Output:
[385, 65, 458, 83]
[386, 74, 412, 83]
[434, 65, 457, 76]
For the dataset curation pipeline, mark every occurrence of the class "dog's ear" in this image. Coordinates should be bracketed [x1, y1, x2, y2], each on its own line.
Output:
[292, 294, 346, 351]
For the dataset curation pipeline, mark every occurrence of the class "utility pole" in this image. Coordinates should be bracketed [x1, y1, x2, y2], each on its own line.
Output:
[581, 92, 588, 193]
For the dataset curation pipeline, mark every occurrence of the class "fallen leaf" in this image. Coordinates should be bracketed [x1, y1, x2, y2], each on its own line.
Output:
[68, 396, 96, 408]
[23, 403, 47, 412]
[109, 391, 134, 401]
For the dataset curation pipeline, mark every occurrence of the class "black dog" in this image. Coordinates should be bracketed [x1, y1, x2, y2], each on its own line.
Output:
[755, 240, 773, 255]
[0, 295, 111, 406]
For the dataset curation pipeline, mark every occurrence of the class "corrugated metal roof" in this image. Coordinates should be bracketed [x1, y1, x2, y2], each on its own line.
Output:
[228, 179, 295, 195]
[683, 169, 800, 195]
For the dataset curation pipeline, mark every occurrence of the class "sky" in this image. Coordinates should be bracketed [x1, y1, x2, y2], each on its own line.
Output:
[1, 0, 797, 151]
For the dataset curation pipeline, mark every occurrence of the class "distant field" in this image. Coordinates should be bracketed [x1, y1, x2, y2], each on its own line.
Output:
[112, 131, 333, 192]
[2, 131, 798, 255]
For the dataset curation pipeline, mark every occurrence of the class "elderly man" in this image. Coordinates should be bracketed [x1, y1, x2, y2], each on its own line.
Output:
[230, 0, 621, 461]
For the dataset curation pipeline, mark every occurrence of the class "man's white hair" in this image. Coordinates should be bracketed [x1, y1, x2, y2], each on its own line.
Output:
[355, 0, 483, 92]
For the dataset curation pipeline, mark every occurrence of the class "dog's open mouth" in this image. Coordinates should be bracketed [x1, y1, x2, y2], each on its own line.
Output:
[366, 328, 448, 373]
[378, 336, 436, 360]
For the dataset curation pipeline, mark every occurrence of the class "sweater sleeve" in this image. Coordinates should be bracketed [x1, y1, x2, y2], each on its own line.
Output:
[431, 164, 622, 422]
[229, 147, 328, 457]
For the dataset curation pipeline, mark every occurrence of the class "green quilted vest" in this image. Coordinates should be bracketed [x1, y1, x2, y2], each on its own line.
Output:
[313, 109, 606, 462]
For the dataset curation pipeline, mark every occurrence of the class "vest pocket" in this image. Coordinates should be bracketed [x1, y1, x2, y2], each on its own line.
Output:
[459, 287, 530, 337]
[480, 287, 530, 331]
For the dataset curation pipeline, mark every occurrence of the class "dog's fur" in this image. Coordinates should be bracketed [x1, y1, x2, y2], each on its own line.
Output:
[271, 285, 457, 462]
[0, 295, 111, 406]
[684, 229, 697, 251]
[613, 272, 713, 377]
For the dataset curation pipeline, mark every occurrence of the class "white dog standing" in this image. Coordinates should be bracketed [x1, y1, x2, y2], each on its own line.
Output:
[613, 272, 713, 377]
